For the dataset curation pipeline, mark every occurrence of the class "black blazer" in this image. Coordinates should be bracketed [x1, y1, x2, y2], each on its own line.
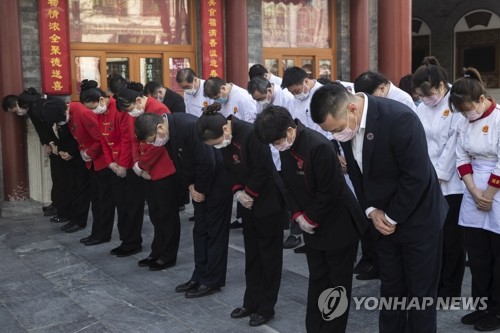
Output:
[340, 95, 448, 243]
[163, 88, 186, 113]
[220, 116, 285, 218]
[165, 112, 217, 195]
[280, 121, 367, 250]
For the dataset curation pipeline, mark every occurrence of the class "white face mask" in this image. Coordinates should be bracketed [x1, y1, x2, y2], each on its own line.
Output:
[92, 103, 107, 114]
[213, 132, 232, 149]
[463, 109, 482, 122]
[16, 107, 28, 116]
[128, 108, 144, 118]
[150, 134, 169, 147]
[294, 83, 310, 101]
[257, 98, 271, 107]
[274, 134, 294, 151]
[184, 88, 197, 96]
[333, 110, 359, 142]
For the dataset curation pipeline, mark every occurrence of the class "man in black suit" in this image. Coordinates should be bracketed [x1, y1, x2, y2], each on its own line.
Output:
[134, 112, 233, 298]
[310, 83, 448, 333]
[254, 105, 367, 332]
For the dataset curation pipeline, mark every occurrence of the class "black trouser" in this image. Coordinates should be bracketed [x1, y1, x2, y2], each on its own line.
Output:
[144, 175, 180, 263]
[463, 227, 500, 315]
[191, 189, 232, 288]
[117, 169, 145, 250]
[50, 155, 71, 218]
[438, 194, 465, 297]
[377, 230, 443, 333]
[358, 223, 379, 268]
[241, 208, 285, 318]
[305, 242, 357, 333]
[89, 168, 116, 240]
[65, 157, 91, 227]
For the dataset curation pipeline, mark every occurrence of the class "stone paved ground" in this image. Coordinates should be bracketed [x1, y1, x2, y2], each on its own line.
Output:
[0, 203, 478, 332]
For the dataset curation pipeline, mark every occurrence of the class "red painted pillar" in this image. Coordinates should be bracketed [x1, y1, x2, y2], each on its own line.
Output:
[350, 0, 370, 81]
[377, 0, 412, 83]
[0, 0, 29, 201]
[224, 0, 249, 88]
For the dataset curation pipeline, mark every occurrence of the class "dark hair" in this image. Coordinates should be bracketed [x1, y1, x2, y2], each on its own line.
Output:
[41, 97, 67, 125]
[2, 94, 18, 112]
[80, 79, 106, 104]
[310, 82, 351, 123]
[247, 76, 271, 95]
[203, 77, 226, 98]
[449, 67, 486, 112]
[412, 56, 448, 96]
[176, 68, 196, 84]
[398, 74, 416, 100]
[115, 81, 144, 111]
[317, 77, 334, 85]
[134, 112, 163, 141]
[196, 102, 227, 141]
[353, 71, 390, 95]
[18, 87, 42, 109]
[108, 75, 128, 96]
[248, 64, 268, 80]
[281, 66, 307, 89]
[254, 105, 295, 144]
[144, 81, 162, 96]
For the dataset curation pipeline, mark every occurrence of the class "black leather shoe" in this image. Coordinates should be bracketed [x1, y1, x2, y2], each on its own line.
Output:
[114, 247, 142, 257]
[249, 313, 273, 327]
[231, 307, 252, 319]
[43, 206, 57, 216]
[230, 219, 243, 229]
[175, 280, 199, 293]
[355, 269, 380, 281]
[294, 245, 306, 253]
[353, 260, 374, 275]
[149, 260, 175, 271]
[110, 246, 121, 255]
[42, 203, 54, 212]
[283, 235, 301, 249]
[50, 216, 69, 223]
[188, 216, 195, 222]
[138, 257, 157, 267]
[462, 310, 489, 325]
[83, 237, 110, 246]
[80, 235, 92, 244]
[60, 221, 73, 231]
[185, 285, 220, 298]
[65, 223, 85, 233]
[474, 313, 500, 331]
[178, 205, 185, 211]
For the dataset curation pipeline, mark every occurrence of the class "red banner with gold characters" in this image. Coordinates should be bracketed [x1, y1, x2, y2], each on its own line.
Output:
[39, 0, 71, 95]
[200, 0, 224, 79]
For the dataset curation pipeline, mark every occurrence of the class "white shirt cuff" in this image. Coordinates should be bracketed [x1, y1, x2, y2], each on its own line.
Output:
[365, 206, 376, 219]
[385, 213, 398, 225]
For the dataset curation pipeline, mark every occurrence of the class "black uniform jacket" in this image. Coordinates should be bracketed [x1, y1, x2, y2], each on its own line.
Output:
[281, 120, 367, 250]
[221, 116, 285, 218]
[166, 112, 217, 195]
[163, 88, 186, 114]
[29, 96, 58, 146]
[340, 95, 448, 243]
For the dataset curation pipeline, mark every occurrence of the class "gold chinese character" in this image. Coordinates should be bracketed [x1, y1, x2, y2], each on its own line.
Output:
[208, 0, 216, 6]
[208, 29, 217, 37]
[47, 0, 59, 7]
[209, 49, 218, 57]
[48, 8, 59, 19]
[50, 45, 61, 55]
[49, 34, 61, 43]
[209, 69, 218, 77]
[50, 57, 62, 67]
[48, 22, 60, 31]
[208, 18, 217, 27]
[52, 81, 63, 91]
[51, 69, 63, 79]
[209, 39, 217, 47]
[209, 59, 218, 67]
[208, 8, 216, 17]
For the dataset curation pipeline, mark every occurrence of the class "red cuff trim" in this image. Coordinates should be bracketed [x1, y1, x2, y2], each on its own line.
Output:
[244, 186, 259, 198]
[303, 212, 320, 227]
[488, 174, 500, 188]
[232, 184, 243, 193]
[292, 212, 303, 221]
[457, 164, 473, 178]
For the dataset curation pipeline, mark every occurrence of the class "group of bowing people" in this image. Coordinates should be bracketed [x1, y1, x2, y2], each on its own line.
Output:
[2, 60, 500, 332]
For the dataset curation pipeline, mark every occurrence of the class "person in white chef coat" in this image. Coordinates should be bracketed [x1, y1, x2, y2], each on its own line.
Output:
[248, 63, 283, 88]
[412, 56, 466, 299]
[450, 67, 500, 332]
[176, 68, 212, 117]
[353, 70, 416, 111]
